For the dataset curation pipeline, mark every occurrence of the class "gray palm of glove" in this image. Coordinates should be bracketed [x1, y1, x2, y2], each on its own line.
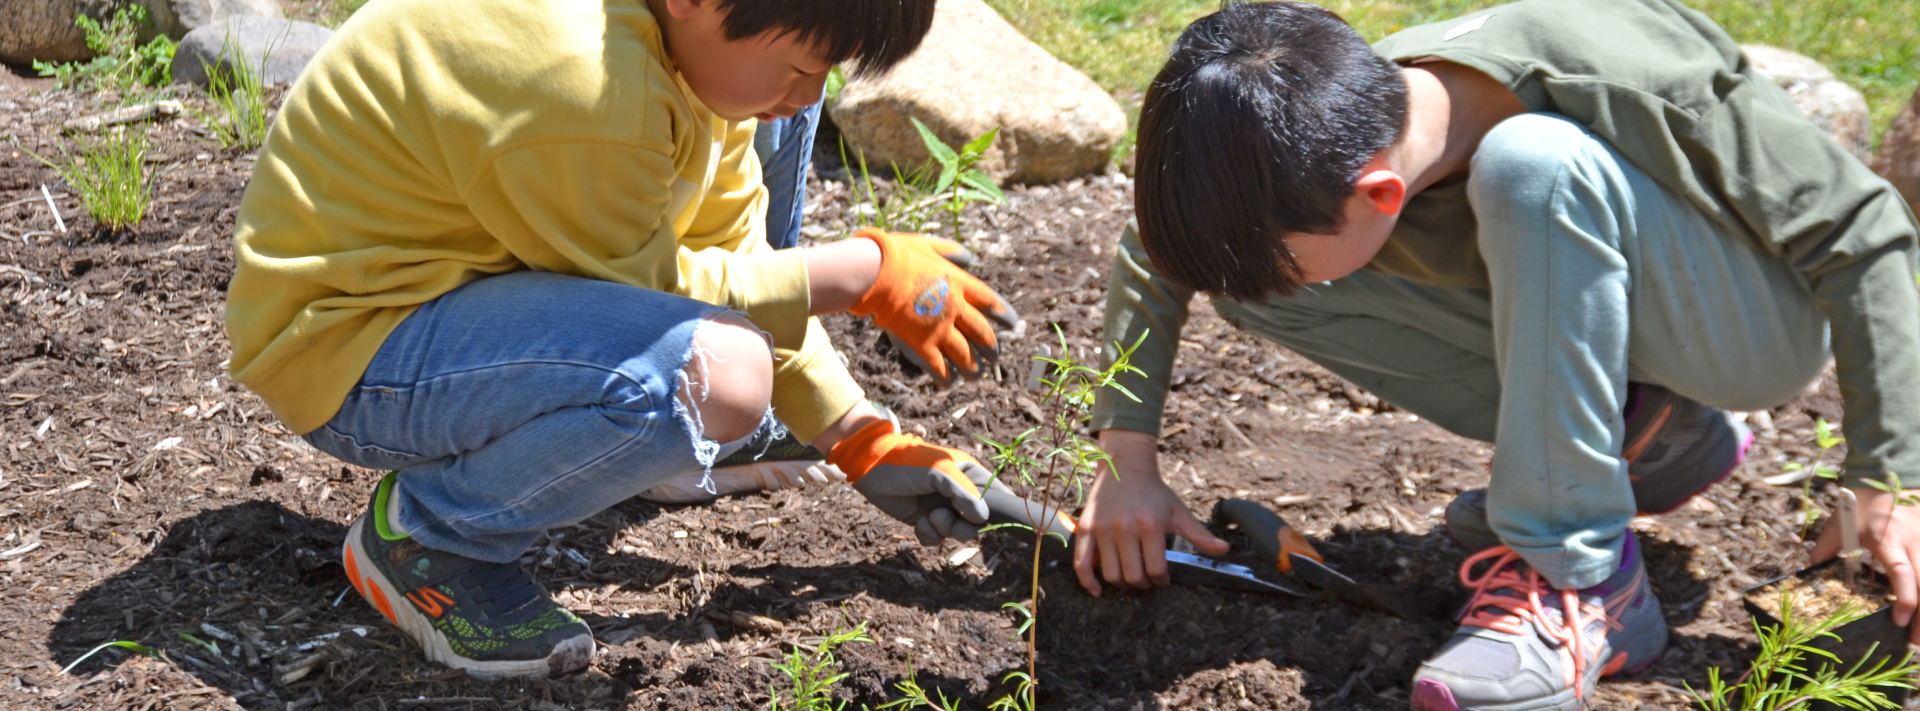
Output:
[852, 460, 993, 546]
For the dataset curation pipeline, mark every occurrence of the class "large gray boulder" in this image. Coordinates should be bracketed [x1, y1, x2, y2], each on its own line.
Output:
[1, 0, 279, 66]
[827, 0, 1126, 185]
[147, 0, 283, 42]
[1871, 89, 1920, 215]
[1743, 45, 1873, 164]
[170, 15, 332, 87]
[1, 0, 123, 65]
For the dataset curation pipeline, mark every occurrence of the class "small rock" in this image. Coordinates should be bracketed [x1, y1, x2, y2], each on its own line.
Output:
[170, 15, 332, 87]
[1742, 45, 1872, 164]
[828, 0, 1127, 184]
[1870, 88, 1920, 215]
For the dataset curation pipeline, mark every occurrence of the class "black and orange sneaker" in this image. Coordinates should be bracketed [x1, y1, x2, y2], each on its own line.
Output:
[342, 473, 593, 678]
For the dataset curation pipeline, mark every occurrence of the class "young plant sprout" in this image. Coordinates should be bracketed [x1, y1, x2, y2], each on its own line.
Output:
[768, 619, 873, 711]
[1691, 590, 1918, 710]
[977, 327, 1146, 711]
[1780, 418, 1847, 535]
[841, 122, 1005, 242]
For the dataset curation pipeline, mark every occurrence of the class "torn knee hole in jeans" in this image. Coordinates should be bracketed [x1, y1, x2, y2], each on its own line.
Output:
[673, 314, 777, 495]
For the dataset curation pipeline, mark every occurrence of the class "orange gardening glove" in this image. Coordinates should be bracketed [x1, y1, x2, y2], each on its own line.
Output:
[829, 419, 992, 546]
[848, 229, 1021, 385]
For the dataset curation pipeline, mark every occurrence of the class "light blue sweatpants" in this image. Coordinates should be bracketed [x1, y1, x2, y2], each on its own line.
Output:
[1213, 113, 1831, 589]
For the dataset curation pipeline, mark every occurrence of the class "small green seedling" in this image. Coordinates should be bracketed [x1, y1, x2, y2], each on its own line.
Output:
[60, 640, 159, 675]
[974, 327, 1147, 711]
[1783, 418, 1847, 534]
[840, 123, 1006, 243]
[875, 656, 963, 711]
[1690, 590, 1919, 710]
[910, 117, 1007, 245]
[15, 125, 157, 232]
[33, 6, 176, 101]
[1862, 472, 1920, 508]
[768, 620, 872, 711]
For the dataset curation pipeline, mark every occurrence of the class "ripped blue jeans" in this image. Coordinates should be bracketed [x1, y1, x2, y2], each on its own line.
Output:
[305, 271, 756, 563]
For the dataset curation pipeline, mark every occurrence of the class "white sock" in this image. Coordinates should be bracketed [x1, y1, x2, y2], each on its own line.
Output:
[385, 495, 408, 536]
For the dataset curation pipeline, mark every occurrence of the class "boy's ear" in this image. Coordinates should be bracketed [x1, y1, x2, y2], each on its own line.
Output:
[1353, 168, 1406, 217]
[658, 0, 708, 21]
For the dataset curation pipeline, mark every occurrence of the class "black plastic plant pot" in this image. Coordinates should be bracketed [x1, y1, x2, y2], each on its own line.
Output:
[1740, 559, 1912, 711]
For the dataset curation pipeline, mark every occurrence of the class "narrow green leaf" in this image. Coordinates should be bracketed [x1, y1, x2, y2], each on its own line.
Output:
[962, 127, 999, 156]
[934, 163, 959, 195]
[959, 170, 1008, 203]
[61, 640, 156, 675]
[911, 118, 960, 167]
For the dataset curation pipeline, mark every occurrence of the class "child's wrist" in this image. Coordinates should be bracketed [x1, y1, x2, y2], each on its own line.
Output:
[802, 238, 883, 315]
[812, 400, 888, 454]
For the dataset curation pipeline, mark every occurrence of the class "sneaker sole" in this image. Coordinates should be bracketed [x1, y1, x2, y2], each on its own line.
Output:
[342, 517, 593, 679]
[1410, 679, 1588, 711]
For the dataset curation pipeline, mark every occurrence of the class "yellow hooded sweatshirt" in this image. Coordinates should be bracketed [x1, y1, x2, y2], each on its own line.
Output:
[225, 0, 862, 439]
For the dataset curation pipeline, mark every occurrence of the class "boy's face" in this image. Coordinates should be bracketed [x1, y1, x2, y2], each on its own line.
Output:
[1281, 161, 1406, 284]
[1283, 198, 1397, 283]
[653, 0, 837, 123]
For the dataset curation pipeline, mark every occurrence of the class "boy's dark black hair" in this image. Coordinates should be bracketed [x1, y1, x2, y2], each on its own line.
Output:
[1135, 1, 1407, 300]
[716, 0, 936, 77]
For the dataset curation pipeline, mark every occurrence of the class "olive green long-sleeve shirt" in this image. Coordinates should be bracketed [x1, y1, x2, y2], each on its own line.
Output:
[1091, 0, 1920, 487]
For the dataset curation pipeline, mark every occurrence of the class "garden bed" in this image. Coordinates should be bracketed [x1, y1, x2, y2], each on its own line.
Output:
[0, 70, 1870, 710]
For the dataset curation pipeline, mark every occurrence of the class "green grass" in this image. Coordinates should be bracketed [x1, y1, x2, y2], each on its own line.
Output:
[17, 126, 156, 232]
[194, 33, 273, 150]
[983, 0, 1920, 155]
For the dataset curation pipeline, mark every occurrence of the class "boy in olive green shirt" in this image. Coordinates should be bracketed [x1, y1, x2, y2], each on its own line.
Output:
[1075, 1, 1920, 708]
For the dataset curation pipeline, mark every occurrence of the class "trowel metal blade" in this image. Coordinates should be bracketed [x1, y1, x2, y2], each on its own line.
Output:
[1167, 551, 1307, 597]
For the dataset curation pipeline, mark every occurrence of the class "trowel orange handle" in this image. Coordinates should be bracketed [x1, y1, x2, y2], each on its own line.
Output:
[1214, 499, 1323, 574]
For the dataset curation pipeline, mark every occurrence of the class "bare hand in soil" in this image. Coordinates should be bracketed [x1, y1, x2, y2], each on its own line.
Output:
[1811, 486, 1920, 642]
[1074, 429, 1230, 596]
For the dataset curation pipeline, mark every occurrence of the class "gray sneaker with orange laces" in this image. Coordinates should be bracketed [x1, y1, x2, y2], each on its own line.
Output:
[1410, 534, 1666, 711]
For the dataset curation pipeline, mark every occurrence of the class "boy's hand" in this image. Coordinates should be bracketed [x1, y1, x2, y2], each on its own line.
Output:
[1073, 430, 1229, 597]
[847, 229, 1020, 384]
[829, 418, 992, 546]
[1811, 486, 1920, 643]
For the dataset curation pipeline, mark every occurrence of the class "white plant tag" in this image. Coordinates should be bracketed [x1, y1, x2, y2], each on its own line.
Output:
[1837, 487, 1863, 557]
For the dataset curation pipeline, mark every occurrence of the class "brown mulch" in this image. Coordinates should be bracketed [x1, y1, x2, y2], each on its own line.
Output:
[0, 73, 1866, 711]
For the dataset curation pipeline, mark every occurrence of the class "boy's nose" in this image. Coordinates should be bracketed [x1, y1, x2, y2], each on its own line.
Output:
[791, 74, 828, 108]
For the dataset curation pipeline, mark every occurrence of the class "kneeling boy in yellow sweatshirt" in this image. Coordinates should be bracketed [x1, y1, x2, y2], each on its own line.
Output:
[225, 0, 1016, 678]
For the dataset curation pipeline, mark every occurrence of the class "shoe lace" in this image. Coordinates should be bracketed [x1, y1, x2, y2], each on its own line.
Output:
[464, 560, 545, 620]
[1457, 546, 1621, 698]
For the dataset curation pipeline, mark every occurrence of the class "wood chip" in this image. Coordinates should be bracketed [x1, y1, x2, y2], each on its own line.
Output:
[727, 611, 783, 632]
[1216, 412, 1257, 450]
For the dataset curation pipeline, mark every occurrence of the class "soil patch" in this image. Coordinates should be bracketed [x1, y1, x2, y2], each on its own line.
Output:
[0, 83, 1868, 710]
